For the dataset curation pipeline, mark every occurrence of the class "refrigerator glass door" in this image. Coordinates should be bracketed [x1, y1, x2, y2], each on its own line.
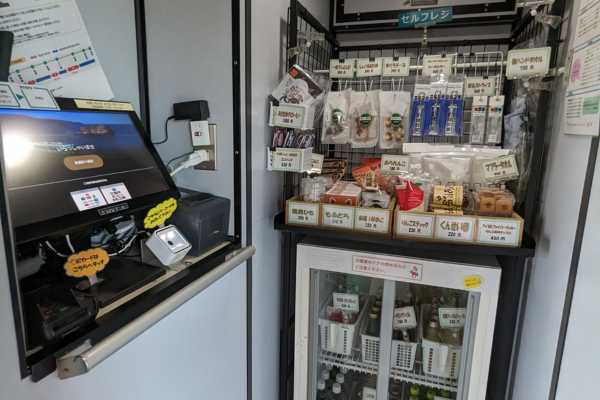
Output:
[294, 243, 501, 400]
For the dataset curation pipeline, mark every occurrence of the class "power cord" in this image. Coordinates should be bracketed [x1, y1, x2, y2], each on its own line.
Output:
[152, 115, 176, 145]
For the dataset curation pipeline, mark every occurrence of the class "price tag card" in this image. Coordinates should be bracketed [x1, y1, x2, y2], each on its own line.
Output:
[144, 198, 178, 229]
[322, 204, 355, 230]
[395, 212, 435, 239]
[438, 307, 467, 329]
[272, 149, 303, 171]
[477, 217, 522, 247]
[333, 292, 360, 312]
[393, 306, 417, 330]
[287, 200, 320, 225]
[422, 55, 453, 77]
[435, 215, 476, 242]
[482, 155, 520, 183]
[269, 104, 306, 129]
[309, 153, 324, 174]
[382, 57, 411, 77]
[355, 207, 392, 234]
[381, 155, 410, 175]
[75, 99, 135, 111]
[356, 58, 383, 77]
[506, 47, 551, 79]
[64, 248, 110, 278]
[330, 59, 356, 78]
[362, 387, 377, 400]
[464, 275, 483, 290]
[465, 76, 497, 97]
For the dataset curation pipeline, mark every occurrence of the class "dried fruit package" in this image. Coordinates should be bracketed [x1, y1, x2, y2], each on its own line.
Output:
[350, 90, 380, 148]
[379, 91, 411, 149]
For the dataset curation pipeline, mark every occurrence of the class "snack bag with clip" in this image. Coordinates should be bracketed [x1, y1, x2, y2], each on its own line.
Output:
[322, 90, 351, 144]
[379, 90, 411, 149]
[350, 90, 379, 148]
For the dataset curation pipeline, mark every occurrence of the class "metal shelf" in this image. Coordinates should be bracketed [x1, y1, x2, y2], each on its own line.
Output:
[319, 350, 458, 393]
[274, 212, 536, 258]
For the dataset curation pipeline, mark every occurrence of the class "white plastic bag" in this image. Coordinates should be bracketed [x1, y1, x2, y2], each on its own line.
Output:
[379, 90, 411, 149]
[321, 90, 351, 144]
[350, 90, 379, 148]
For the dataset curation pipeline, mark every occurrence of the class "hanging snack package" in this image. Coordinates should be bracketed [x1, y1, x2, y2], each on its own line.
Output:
[350, 90, 380, 148]
[424, 92, 444, 136]
[322, 90, 351, 144]
[470, 96, 489, 144]
[271, 64, 323, 105]
[485, 95, 505, 145]
[441, 92, 464, 137]
[410, 83, 429, 137]
[379, 90, 411, 149]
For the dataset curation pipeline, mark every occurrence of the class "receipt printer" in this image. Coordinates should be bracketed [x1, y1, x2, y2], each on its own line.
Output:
[169, 190, 231, 256]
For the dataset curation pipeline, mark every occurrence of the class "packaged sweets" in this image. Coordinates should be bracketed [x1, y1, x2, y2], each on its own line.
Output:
[352, 158, 381, 191]
[424, 92, 443, 136]
[486, 96, 505, 145]
[441, 93, 464, 137]
[271, 64, 323, 105]
[410, 93, 427, 137]
[475, 187, 515, 217]
[322, 90, 351, 144]
[350, 90, 379, 148]
[470, 96, 488, 144]
[379, 91, 411, 149]
[322, 181, 362, 206]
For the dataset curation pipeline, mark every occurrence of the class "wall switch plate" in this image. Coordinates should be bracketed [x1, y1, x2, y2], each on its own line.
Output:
[193, 123, 217, 171]
[190, 120, 211, 146]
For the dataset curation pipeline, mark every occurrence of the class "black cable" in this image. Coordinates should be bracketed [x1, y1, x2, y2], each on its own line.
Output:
[152, 115, 176, 145]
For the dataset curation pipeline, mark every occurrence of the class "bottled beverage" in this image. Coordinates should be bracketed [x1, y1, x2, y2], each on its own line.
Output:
[425, 318, 441, 342]
[439, 389, 452, 399]
[408, 385, 420, 400]
[321, 369, 330, 384]
[331, 382, 346, 400]
[317, 379, 328, 400]
[366, 313, 380, 336]
[426, 388, 437, 400]
[440, 327, 462, 346]
[371, 305, 381, 315]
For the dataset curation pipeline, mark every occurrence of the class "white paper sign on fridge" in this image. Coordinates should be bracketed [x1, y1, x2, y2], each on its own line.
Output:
[0, 0, 114, 99]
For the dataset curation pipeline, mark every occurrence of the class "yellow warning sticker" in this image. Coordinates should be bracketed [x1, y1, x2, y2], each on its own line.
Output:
[464, 275, 483, 289]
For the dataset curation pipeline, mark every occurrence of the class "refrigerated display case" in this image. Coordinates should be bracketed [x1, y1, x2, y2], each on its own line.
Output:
[294, 238, 501, 400]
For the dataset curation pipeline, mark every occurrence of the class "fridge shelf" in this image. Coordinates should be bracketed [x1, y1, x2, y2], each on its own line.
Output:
[274, 212, 536, 257]
[319, 350, 458, 393]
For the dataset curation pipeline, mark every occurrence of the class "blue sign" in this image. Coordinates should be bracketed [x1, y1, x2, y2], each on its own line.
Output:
[398, 7, 453, 28]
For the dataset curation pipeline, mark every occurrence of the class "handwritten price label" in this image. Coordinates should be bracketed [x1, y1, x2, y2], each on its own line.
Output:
[144, 198, 178, 229]
[64, 248, 110, 278]
[393, 306, 417, 330]
[439, 307, 467, 329]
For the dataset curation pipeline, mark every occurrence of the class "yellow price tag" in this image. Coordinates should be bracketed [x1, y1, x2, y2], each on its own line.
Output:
[64, 248, 110, 278]
[464, 275, 483, 289]
[144, 198, 178, 229]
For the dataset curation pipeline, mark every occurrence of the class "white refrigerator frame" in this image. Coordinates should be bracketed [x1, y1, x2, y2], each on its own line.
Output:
[294, 242, 501, 400]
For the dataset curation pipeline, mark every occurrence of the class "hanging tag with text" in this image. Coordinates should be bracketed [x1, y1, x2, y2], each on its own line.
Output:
[482, 155, 520, 183]
[438, 307, 467, 329]
[393, 306, 417, 330]
[333, 293, 360, 313]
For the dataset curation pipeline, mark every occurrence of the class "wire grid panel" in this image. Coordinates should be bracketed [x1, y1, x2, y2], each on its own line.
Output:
[320, 45, 508, 175]
[284, 7, 335, 201]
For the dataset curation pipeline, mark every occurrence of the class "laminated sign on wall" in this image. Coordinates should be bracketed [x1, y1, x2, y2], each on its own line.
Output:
[563, 0, 600, 136]
[0, 0, 114, 99]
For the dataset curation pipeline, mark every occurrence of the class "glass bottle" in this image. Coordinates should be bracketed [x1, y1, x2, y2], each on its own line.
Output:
[366, 313, 380, 337]
[317, 379, 328, 400]
[408, 385, 420, 400]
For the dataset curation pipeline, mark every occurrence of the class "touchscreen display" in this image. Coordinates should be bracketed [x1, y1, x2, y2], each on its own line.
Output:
[0, 109, 170, 228]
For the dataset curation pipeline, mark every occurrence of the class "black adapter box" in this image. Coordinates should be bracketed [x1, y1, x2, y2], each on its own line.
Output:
[170, 189, 230, 256]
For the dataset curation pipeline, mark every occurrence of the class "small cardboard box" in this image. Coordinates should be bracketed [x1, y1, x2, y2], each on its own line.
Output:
[321, 203, 356, 230]
[476, 213, 524, 247]
[285, 196, 320, 226]
[354, 199, 396, 235]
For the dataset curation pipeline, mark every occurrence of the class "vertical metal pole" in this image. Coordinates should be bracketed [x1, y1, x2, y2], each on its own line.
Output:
[457, 292, 480, 400]
[376, 280, 396, 400]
